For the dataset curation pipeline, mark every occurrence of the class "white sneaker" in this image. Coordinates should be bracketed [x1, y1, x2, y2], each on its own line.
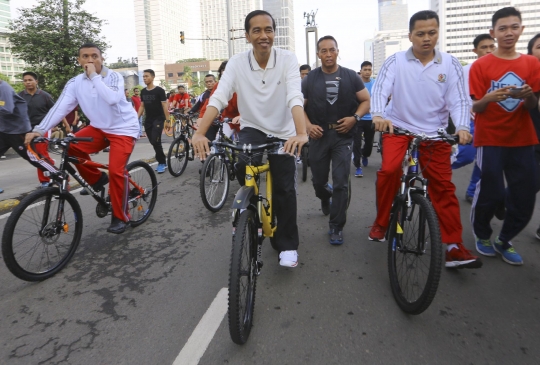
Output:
[279, 250, 298, 267]
[0, 155, 5, 159]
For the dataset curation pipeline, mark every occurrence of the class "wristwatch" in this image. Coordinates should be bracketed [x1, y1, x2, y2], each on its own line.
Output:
[353, 114, 362, 122]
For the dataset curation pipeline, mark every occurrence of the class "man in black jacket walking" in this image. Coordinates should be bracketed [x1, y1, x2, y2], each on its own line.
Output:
[302, 36, 370, 245]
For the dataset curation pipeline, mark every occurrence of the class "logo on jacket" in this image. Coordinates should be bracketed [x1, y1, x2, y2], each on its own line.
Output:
[489, 72, 524, 112]
[437, 74, 447, 83]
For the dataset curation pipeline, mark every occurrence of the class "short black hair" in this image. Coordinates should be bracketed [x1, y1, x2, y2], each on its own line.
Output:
[527, 33, 540, 55]
[205, 74, 216, 80]
[218, 60, 228, 79]
[409, 10, 439, 33]
[124, 88, 128, 91]
[360, 61, 372, 69]
[143, 69, 155, 77]
[317, 36, 338, 51]
[492, 7, 521, 28]
[22, 71, 38, 80]
[78, 42, 103, 56]
[178, 85, 185, 89]
[472, 34, 494, 49]
[133, 87, 139, 91]
[244, 10, 276, 33]
[299, 64, 311, 72]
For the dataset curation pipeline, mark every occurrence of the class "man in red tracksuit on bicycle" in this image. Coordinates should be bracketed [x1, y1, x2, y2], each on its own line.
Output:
[25, 43, 140, 234]
[368, 11, 482, 269]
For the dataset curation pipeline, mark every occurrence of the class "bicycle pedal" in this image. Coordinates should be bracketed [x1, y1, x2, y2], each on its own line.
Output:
[256, 260, 263, 275]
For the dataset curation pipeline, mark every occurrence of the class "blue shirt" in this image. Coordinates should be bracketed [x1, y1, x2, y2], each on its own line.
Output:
[361, 79, 374, 120]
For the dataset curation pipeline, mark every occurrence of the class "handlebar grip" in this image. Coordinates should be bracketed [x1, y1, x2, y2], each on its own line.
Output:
[73, 137, 94, 142]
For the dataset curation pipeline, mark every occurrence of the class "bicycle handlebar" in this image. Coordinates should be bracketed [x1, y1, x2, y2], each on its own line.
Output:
[385, 127, 459, 145]
[33, 136, 94, 144]
[211, 141, 283, 154]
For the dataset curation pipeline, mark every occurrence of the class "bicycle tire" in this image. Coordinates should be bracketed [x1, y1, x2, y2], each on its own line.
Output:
[2, 187, 83, 282]
[301, 146, 308, 182]
[387, 193, 443, 315]
[164, 116, 174, 137]
[228, 209, 258, 345]
[200, 154, 230, 212]
[167, 136, 189, 177]
[126, 160, 158, 227]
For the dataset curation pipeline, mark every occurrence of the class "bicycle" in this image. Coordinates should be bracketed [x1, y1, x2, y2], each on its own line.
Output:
[1, 136, 158, 282]
[199, 119, 238, 212]
[384, 127, 458, 314]
[210, 139, 284, 345]
[167, 113, 198, 177]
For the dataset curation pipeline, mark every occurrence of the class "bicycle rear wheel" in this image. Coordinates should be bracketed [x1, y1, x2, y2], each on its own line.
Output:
[301, 145, 308, 182]
[164, 116, 174, 137]
[229, 209, 258, 345]
[387, 193, 442, 314]
[167, 136, 189, 177]
[200, 154, 230, 212]
[126, 160, 158, 227]
[2, 187, 83, 281]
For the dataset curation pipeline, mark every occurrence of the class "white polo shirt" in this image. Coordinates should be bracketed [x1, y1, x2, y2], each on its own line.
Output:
[207, 47, 304, 139]
[372, 48, 470, 135]
[34, 66, 140, 138]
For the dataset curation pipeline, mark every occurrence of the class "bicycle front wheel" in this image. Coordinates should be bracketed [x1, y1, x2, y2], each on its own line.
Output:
[387, 193, 443, 314]
[200, 154, 230, 212]
[164, 116, 174, 137]
[2, 188, 83, 281]
[173, 121, 182, 139]
[126, 160, 158, 227]
[167, 136, 189, 177]
[229, 209, 258, 345]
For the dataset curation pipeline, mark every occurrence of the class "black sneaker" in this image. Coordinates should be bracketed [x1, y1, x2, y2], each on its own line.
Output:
[80, 172, 109, 196]
[329, 229, 344, 245]
[321, 199, 330, 216]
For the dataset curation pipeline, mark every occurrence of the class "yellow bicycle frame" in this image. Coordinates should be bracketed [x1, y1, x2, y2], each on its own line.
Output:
[244, 162, 276, 238]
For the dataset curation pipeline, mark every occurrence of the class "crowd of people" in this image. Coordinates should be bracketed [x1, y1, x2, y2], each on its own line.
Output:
[1, 7, 540, 270]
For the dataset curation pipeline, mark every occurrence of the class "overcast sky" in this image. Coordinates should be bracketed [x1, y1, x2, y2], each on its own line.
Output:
[11, 0, 430, 70]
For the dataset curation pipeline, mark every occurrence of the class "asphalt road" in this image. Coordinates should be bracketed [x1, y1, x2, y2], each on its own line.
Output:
[0, 140, 539, 365]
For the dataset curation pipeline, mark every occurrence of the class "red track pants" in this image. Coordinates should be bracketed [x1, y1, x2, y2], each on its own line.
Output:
[374, 134, 463, 244]
[68, 126, 136, 221]
[36, 131, 54, 183]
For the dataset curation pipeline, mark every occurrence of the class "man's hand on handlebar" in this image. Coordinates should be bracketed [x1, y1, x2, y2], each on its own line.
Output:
[283, 133, 308, 157]
[192, 132, 211, 161]
[24, 132, 41, 146]
[456, 130, 472, 145]
[373, 116, 394, 134]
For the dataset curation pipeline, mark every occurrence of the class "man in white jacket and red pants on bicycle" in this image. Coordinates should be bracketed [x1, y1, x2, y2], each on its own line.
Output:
[25, 43, 140, 234]
[367, 11, 482, 269]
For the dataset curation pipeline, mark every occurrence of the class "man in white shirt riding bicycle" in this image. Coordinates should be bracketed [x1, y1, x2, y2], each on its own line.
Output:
[192, 10, 307, 268]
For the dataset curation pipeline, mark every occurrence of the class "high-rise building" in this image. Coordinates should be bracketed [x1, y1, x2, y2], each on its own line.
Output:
[364, 39, 374, 64]
[133, 0, 204, 83]
[369, 0, 409, 75]
[200, 0, 262, 60]
[431, 0, 540, 64]
[263, 0, 295, 52]
[1, 0, 25, 83]
[378, 0, 408, 32]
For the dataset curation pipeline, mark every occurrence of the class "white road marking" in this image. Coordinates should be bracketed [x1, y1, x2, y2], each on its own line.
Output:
[173, 288, 228, 365]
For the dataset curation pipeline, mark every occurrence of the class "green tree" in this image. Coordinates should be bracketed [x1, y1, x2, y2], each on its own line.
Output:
[182, 66, 193, 87]
[9, 0, 109, 98]
[191, 77, 205, 95]
[159, 79, 171, 90]
[176, 58, 207, 63]
[108, 56, 138, 69]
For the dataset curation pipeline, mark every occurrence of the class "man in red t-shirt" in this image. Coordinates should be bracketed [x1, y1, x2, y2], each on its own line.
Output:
[172, 85, 192, 111]
[469, 6, 540, 266]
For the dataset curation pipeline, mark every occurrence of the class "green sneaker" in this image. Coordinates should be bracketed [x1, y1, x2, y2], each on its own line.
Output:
[493, 237, 523, 266]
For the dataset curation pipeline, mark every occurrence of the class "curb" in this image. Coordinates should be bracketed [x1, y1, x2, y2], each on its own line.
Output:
[0, 157, 157, 216]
